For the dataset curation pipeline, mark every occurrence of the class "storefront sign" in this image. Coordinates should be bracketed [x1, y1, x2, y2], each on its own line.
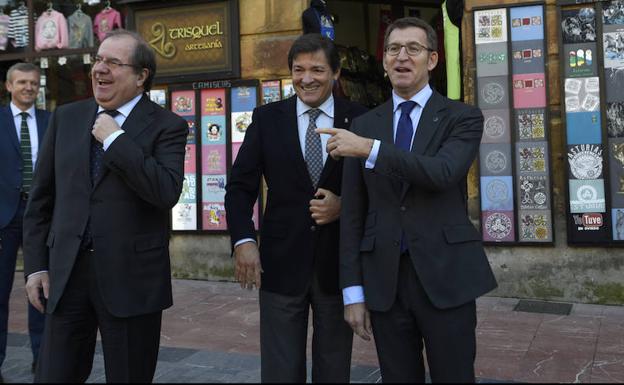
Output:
[134, 1, 240, 81]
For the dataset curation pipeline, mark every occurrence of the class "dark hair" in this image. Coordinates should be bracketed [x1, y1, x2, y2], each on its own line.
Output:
[102, 29, 157, 92]
[288, 33, 340, 73]
[384, 17, 438, 52]
[6, 62, 41, 83]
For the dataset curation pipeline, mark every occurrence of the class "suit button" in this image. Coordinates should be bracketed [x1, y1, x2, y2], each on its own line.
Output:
[400, 206, 406, 212]
[310, 225, 316, 231]
[393, 240, 400, 246]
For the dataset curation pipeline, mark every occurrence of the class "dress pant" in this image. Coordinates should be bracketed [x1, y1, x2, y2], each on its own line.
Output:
[369, 253, 477, 383]
[0, 198, 45, 368]
[35, 249, 162, 383]
[259, 273, 353, 383]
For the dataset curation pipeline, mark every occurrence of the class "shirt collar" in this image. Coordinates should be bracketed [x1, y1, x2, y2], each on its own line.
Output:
[392, 84, 433, 113]
[296, 94, 334, 119]
[97, 93, 143, 118]
[10, 102, 36, 118]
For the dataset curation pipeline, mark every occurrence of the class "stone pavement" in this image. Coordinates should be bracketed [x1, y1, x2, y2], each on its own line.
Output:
[2, 274, 624, 383]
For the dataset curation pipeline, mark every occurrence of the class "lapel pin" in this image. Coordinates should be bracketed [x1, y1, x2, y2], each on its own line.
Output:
[344, 117, 349, 123]
[433, 116, 439, 122]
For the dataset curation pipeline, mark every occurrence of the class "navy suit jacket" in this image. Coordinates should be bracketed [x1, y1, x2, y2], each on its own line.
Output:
[0, 105, 50, 228]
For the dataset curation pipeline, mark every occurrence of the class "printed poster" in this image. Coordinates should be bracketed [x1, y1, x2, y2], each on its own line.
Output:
[281, 78, 295, 99]
[481, 176, 514, 211]
[569, 179, 606, 213]
[561, 8, 597, 44]
[477, 76, 510, 109]
[201, 145, 227, 175]
[515, 108, 546, 141]
[476, 43, 508, 77]
[518, 174, 550, 210]
[607, 102, 624, 137]
[511, 40, 545, 75]
[231, 86, 257, 144]
[480, 143, 513, 176]
[563, 43, 598, 78]
[613, 208, 624, 240]
[517, 142, 548, 174]
[474, 9, 508, 45]
[603, 32, 624, 68]
[262, 80, 281, 105]
[518, 210, 552, 242]
[482, 109, 511, 143]
[512, 73, 546, 108]
[482, 211, 515, 242]
[202, 174, 227, 203]
[201, 115, 226, 145]
[171, 90, 195, 116]
[567, 144, 604, 180]
[172, 203, 197, 230]
[510, 5, 544, 41]
[566, 111, 602, 144]
[201, 89, 226, 116]
[609, 138, 624, 207]
[203, 202, 227, 230]
[564, 77, 600, 112]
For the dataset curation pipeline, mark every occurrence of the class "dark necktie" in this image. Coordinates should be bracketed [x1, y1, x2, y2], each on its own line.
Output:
[83, 109, 119, 250]
[395, 101, 417, 253]
[90, 109, 120, 184]
[305, 108, 323, 187]
[19, 112, 33, 192]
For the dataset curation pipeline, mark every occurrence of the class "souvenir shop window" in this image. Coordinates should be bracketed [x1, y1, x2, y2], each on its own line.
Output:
[473, 3, 555, 245]
[168, 80, 263, 233]
[558, 0, 624, 245]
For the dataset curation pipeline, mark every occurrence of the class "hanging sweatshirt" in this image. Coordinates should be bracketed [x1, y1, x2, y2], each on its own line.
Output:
[68, 10, 94, 48]
[0, 14, 9, 50]
[8, 7, 28, 48]
[35, 10, 69, 51]
[94, 7, 122, 42]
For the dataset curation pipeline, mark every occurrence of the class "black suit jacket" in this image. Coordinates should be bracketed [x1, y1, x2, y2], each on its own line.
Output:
[340, 91, 497, 311]
[225, 96, 367, 296]
[22, 95, 188, 317]
[0, 106, 50, 228]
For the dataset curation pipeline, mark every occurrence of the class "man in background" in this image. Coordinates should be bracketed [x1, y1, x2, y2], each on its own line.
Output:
[0, 62, 48, 381]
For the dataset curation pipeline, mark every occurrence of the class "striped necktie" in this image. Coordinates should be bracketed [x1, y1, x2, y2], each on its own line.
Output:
[305, 108, 323, 187]
[19, 112, 33, 192]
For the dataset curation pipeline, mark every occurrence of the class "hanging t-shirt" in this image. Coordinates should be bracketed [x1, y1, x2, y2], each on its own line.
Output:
[8, 7, 29, 48]
[94, 7, 122, 42]
[0, 14, 10, 50]
[35, 9, 69, 51]
[68, 10, 94, 48]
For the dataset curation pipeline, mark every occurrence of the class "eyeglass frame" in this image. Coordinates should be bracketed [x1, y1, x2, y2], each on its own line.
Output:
[92, 55, 140, 70]
[384, 41, 435, 57]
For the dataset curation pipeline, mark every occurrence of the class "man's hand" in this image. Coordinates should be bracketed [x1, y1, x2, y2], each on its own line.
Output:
[25, 272, 49, 314]
[309, 188, 340, 225]
[344, 302, 372, 341]
[316, 128, 374, 160]
[234, 242, 263, 290]
[92, 113, 121, 144]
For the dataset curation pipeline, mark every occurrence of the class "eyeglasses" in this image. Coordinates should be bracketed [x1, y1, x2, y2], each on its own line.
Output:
[93, 55, 138, 70]
[384, 42, 434, 57]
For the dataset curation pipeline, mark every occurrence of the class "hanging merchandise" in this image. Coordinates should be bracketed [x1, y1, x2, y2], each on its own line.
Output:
[94, 2, 122, 42]
[302, 0, 335, 40]
[68, 4, 94, 48]
[443, 0, 461, 99]
[8, 2, 28, 48]
[0, 9, 9, 51]
[376, 8, 393, 60]
[35, 4, 69, 51]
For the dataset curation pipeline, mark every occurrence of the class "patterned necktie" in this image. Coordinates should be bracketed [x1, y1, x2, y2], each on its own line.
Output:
[395, 101, 417, 151]
[90, 109, 119, 184]
[19, 112, 33, 192]
[305, 108, 323, 187]
[395, 101, 417, 254]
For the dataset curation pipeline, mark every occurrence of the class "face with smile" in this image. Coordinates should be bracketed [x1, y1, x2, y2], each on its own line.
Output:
[91, 35, 148, 110]
[6, 70, 40, 111]
[291, 49, 339, 108]
[383, 27, 438, 99]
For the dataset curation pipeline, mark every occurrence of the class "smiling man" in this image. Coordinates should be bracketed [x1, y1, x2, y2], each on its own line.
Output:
[22, 30, 188, 383]
[317, 17, 498, 383]
[225, 34, 367, 382]
[0, 62, 48, 380]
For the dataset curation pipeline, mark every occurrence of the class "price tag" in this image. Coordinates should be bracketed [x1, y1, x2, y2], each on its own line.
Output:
[40, 58, 49, 69]
[40, 75, 47, 87]
[83, 53, 92, 65]
[58, 56, 67, 66]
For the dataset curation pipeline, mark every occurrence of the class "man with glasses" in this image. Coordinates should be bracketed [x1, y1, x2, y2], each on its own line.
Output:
[317, 17, 497, 382]
[0, 62, 48, 381]
[22, 30, 188, 382]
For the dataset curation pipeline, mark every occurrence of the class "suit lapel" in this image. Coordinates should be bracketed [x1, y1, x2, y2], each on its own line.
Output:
[317, 97, 348, 187]
[35, 110, 47, 151]
[93, 95, 154, 190]
[280, 97, 314, 192]
[374, 100, 395, 144]
[399, 91, 446, 201]
[1, 107, 21, 156]
[78, 101, 99, 192]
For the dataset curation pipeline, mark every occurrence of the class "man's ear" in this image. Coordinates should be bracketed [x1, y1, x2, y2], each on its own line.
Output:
[137, 69, 149, 87]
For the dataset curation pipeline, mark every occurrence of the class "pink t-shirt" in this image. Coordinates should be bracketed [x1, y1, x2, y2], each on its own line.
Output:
[35, 10, 69, 51]
[94, 8, 122, 42]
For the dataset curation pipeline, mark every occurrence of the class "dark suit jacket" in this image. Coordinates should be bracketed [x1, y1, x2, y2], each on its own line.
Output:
[22, 95, 188, 317]
[225, 96, 367, 296]
[0, 106, 50, 228]
[340, 90, 497, 311]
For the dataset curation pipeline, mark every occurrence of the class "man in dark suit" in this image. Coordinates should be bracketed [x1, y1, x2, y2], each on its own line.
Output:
[0, 62, 48, 381]
[225, 34, 367, 382]
[318, 17, 498, 383]
[22, 30, 187, 383]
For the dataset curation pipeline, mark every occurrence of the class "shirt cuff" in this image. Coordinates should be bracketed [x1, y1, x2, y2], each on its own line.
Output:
[27, 270, 48, 279]
[234, 238, 256, 248]
[342, 285, 365, 305]
[365, 140, 381, 169]
[103, 130, 125, 151]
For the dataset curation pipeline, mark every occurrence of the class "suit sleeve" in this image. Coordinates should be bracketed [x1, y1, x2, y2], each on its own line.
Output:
[103, 113, 188, 209]
[224, 108, 263, 249]
[374, 105, 483, 192]
[22, 109, 57, 277]
[339, 119, 368, 289]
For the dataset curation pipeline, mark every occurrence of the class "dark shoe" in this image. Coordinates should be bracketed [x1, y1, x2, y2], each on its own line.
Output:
[0, 370, 4, 383]
[31, 361, 36, 374]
